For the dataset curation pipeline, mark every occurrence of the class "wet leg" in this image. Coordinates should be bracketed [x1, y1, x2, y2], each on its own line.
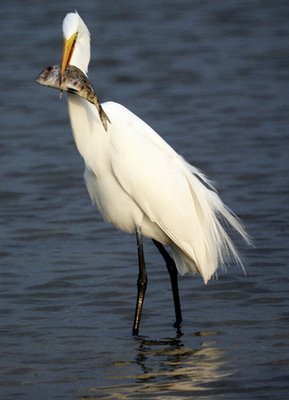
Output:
[132, 226, 147, 336]
[153, 240, 182, 328]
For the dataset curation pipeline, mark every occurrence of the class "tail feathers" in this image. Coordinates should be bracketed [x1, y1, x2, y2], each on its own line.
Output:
[171, 162, 252, 284]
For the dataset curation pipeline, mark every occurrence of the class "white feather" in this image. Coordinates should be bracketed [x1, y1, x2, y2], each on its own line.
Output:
[63, 12, 251, 285]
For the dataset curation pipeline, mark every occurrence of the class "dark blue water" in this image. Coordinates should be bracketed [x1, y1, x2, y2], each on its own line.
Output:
[1, 1, 289, 399]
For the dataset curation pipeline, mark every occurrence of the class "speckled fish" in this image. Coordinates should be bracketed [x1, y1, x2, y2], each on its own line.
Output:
[36, 64, 110, 131]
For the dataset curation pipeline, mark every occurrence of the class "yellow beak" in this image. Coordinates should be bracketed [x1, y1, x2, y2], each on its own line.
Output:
[60, 33, 77, 81]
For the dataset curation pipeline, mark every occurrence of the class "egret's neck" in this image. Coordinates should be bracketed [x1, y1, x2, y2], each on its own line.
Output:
[67, 94, 109, 174]
[70, 41, 90, 75]
[70, 21, 90, 74]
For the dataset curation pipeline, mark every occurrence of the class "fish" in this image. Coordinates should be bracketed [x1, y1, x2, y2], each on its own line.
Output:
[36, 64, 111, 131]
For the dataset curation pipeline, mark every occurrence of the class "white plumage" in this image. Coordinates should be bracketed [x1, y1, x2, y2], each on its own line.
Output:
[60, 12, 250, 333]
[62, 12, 250, 284]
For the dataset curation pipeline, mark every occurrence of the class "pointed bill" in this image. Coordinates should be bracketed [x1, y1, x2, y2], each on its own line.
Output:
[61, 33, 77, 81]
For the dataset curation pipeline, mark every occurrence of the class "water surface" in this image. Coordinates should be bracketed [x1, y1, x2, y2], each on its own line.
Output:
[1, 1, 289, 399]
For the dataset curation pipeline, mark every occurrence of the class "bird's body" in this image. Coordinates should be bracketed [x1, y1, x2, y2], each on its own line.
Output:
[68, 87, 247, 284]
[56, 12, 250, 334]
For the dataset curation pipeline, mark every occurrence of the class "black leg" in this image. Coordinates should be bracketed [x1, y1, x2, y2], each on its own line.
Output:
[153, 240, 182, 328]
[132, 226, 147, 336]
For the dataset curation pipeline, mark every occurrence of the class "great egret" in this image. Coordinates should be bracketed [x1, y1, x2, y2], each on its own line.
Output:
[59, 11, 250, 335]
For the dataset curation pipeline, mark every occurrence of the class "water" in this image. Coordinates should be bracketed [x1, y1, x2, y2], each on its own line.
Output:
[1, 0, 289, 399]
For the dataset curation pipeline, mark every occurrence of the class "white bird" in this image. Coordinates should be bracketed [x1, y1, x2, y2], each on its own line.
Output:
[60, 11, 250, 335]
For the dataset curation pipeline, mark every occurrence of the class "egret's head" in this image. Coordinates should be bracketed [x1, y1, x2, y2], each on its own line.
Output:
[61, 12, 90, 79]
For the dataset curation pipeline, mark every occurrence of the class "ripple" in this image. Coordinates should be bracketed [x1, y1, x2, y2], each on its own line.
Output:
[1, 1, 289, 400]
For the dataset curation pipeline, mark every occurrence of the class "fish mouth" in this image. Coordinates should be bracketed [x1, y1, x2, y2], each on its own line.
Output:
[61, 33, 77, 82]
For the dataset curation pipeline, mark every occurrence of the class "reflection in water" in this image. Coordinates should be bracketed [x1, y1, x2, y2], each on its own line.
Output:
[86, 331, 231, 399]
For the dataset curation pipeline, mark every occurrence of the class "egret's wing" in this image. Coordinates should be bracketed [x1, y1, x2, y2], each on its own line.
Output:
[103, 102, 250, 283]
[103, 103, 216, 278]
